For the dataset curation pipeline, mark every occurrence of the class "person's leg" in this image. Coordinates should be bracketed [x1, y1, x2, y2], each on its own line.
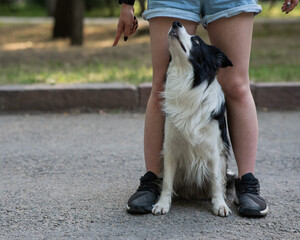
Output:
[207, 13, 257, 178]
[145, 17, 198, 176]
[207, 13, 268, 217]
[127, 17, 198, 213]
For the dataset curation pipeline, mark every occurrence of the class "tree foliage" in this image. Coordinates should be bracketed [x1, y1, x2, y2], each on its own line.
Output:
[0, 0, 147, 16]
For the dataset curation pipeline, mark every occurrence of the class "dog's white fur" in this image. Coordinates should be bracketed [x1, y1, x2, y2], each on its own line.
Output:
[152, 23, 232, 217]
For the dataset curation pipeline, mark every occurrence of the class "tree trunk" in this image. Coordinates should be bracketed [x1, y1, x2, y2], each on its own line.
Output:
[53, 0, 84, 46]
[53, 0, 72, 38]
[45, 0, 57, 16]
[71, 0, 84, 45]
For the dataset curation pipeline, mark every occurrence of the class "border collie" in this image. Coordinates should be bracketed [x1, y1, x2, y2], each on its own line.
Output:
[152, 21, 234, 217]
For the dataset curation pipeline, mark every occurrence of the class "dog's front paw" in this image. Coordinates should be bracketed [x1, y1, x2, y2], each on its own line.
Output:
[152, 200, 171, 215]
[212, 204, 232, 217]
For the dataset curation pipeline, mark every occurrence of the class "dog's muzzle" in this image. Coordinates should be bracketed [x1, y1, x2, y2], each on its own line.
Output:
[169, 21, 182, 37]
[169, 21, 186, 53]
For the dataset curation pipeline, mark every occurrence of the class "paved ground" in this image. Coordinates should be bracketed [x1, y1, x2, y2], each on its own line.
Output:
[0, 111, 299, 240]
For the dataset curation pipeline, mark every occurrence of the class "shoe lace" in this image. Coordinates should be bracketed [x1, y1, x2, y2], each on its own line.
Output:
[240, 179, 260, 194]
[137, 176, 161, 195]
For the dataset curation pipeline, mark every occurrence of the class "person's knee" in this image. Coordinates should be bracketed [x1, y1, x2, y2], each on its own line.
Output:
[221, 76, 252, 103]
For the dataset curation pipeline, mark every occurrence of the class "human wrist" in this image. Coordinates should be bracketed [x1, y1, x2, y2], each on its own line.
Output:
[119, 0, 135, 5]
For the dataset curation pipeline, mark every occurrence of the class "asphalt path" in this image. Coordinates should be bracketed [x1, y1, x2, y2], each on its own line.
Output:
[0, 111, 299, 239]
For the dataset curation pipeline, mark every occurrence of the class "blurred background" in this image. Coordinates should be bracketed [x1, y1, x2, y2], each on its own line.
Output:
[0, 0, 299, 86]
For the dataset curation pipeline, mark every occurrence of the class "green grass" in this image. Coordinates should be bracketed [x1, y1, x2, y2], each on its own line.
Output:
[0, 61, 153, 86]
[0, 3, 47, 17]
[4, 63, 295, 85]
[0, 4, 300, 86]
[250, 65, 300, 82]
[249, 21, 300, 82]
[1, 55, 298, 86]
[258, 2, 300, 18]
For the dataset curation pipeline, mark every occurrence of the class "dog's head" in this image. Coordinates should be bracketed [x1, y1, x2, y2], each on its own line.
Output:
[168, 21, 233, 87]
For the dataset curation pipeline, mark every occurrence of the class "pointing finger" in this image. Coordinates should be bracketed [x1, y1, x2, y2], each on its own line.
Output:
[113, 24, 124, 47]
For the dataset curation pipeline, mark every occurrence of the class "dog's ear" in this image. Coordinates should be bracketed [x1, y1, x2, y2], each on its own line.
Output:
[212, 46, 233, 68]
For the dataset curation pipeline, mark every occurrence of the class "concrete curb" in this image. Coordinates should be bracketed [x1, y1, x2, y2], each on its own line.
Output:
[0, 82, 299, 111]
[253, 82, 300, 109]
[0, 83, 138, 111]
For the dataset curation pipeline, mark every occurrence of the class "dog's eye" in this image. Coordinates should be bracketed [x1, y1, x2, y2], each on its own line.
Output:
[194, 39, 200, 45]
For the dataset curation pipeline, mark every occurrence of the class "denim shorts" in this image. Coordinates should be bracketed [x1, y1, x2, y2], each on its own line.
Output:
[142, 0, 262, 27]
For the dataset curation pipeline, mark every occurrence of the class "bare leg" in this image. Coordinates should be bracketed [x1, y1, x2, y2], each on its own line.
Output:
[144, 18, 198, 176]
[207, 13, 257, 178]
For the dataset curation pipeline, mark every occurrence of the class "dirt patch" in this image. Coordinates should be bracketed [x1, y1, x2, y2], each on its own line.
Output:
[0, 23, 150, 66]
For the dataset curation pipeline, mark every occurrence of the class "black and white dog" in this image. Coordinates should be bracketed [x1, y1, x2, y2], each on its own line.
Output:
[152, 21, 234, 217]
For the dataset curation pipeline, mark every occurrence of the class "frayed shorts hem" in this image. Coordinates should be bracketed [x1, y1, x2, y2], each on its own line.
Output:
[142, 4, 262, 28]
[142, 8, 201, 23]
[203, 4, 262, 27]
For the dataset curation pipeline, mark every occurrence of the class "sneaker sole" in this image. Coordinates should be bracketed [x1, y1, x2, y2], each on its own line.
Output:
[238, 205, 268, 217]
[126, 204, 152, 214]
[234, 197, 269, 217]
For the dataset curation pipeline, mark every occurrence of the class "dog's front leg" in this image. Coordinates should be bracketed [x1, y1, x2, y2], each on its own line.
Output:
[152, 151, 176, 215]
[210, 152, 232, 217]
[152, 136, 177, 215]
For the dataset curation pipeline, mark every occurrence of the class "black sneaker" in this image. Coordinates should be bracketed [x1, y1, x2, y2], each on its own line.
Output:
[126, 171, 161, 214]
[235, 172, 269, 217]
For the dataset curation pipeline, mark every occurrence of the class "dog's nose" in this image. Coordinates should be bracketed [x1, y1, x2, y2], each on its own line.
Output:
[172, 21, 182, 28]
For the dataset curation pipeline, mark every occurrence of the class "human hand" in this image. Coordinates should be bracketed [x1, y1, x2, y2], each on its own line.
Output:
[281, 0, 298, 14]
[113, 4, 138, 46]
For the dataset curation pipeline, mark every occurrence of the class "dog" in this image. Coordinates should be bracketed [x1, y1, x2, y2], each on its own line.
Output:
[152, 21, 235, 217]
